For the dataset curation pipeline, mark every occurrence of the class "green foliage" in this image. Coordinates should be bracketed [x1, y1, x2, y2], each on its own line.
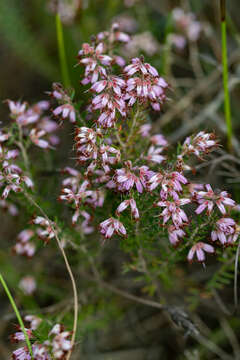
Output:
[0, 0, 58, 79]
[207, 247, 236, 291]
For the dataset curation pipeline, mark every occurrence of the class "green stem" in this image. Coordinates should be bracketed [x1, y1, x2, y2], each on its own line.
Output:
[220, 0, 232, 151]
[17, 124, 30, 174]
[56, 13, 71, 87]
[0, 273, 33, 358]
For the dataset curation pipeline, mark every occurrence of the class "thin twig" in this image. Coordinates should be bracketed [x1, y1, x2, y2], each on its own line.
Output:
[80, 269, 165, 311]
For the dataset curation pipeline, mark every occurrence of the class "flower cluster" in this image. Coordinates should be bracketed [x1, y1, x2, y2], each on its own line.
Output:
[51, 25, 239, 266]
[7, 99, 59, 148]
[78, 25, 169, 129]
[51, 83, 76, 123]
[0, 145, 33, 199]
[13, 229, 36, 258]
[11, 319, 71, 360]
[169, 7, 202, 50]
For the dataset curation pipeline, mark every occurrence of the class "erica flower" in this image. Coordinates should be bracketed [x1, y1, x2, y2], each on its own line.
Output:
[11, 327, 32, 343]
[24, 315, 42, 331]
[49, 324, 72, 359]
[113, 161, 145, 193]
[100, 217, 127, 238]
[150, 134, 168, 147]
[211, 218, 236, 245]
[61, 167, 82, 192]
[91, 76, 125, 96]
[53, 104, 76, 123]
[124, 57, 159, 77]
[13, 241, 36, 258]
[72, 210, 94, 233]
[12, 346, 31, 360]
[32, 344, 50, 359]
[172, 8, 202, 43]
[168, 225, 185, 246]
[0, 199, 18, 216]
[90, 76, 127, 128]
[148, 171, 187, 197]
[156, 198, 190, 227]
[7, 100, 26, 117]
[145, 145, 165, 164]
[19, 276, 36, 295]
[32, 216, 55, 242]
[59, 180, 93, 207]
[116, 198, 139, 220]
[125, 74, 168, 110]
[169, 34, 187, 50]
[99, 144, 121, 171]
[17, 229, 34, 243]
[195, 184, 235, 215]
[111, 22, 131, 43]
[187, 242, 214, 263]
[139, 123, 152, 137]
[13, 229, 35, 258]
[75, 127, 98, 162]
[124, 56, 168, 110]
[30, 129, 50, 149]
[78, 42, 112, 84]
[181, 132, 217, 158]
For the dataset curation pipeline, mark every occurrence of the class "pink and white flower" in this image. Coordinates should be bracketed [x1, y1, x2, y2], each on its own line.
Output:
[148, 171, 187, 198]
[145, 145, 165, 164]
[150, 134, 168, 147]
[100, 217, 127, 238]
[211, 218, 236, 245]
[168, 225, 185, 246]
[11, 327, 32, 343]
[75, 127, 98, 162]
[124, 57, 159, 77]
[139, 123, 152, 137]
[187, 242, 214, 263]
[156, 198, 190, 227]
[116, 198, 139, 220]
[19, 276, 36, 295]
[78, 42, 112, 84]
[12, 346, 31, 360]
[13, 241, 36, 258]
[172, 8, 202, 43]
[24, 315, 42, 331]
[7, 100, 26, 117]
[181, 132, 217, 158]
[53, 104, 76, 123]
[30, 129, 50, 149]
[195, 184, 235, 215]
[113, 161, 145, 193]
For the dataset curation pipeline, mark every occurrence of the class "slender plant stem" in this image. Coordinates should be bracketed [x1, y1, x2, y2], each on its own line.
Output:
[56, 13, 71, 87]
[22, 190, 78, 360]
[234, 240, 240, 310]
[17, 124, 30, 174]
[0, 273, 33, 358]
[220, 0, 232, 151]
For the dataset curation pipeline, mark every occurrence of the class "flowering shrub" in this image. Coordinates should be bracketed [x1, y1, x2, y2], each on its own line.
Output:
[1, 22, 240, 359]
